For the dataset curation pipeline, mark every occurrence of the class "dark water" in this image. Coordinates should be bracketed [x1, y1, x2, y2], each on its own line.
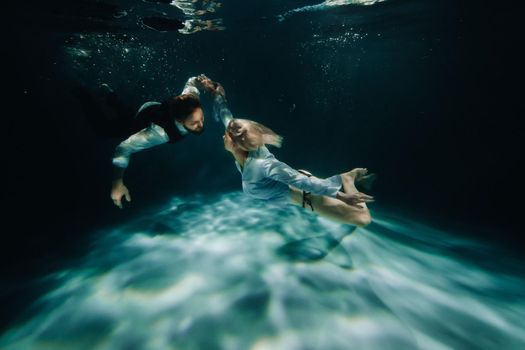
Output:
[3, 0, 524, 348]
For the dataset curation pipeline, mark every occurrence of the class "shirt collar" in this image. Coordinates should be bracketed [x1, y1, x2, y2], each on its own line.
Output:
[175, 121, 189, 135]
[250, 146, 269, 158]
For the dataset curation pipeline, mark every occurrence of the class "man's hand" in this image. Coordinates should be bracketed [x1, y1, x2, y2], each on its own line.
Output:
[196, 74, 215, 92]
[111, 180, 131, 209]
[336, 191, 374, 208]
[196, 74, 226, 100]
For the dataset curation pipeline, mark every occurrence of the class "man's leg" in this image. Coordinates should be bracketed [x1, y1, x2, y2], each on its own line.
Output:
[71, 85, 134, 138]
[72, 85, 125, 137]
[103, 85, 135, 122]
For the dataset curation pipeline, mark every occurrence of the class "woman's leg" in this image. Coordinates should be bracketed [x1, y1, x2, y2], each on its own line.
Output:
[341, 168, 369, 209]
[289, 169, 372, 226]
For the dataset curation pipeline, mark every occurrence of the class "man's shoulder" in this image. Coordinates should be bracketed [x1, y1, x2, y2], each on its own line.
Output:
[136, 101, 161, 115]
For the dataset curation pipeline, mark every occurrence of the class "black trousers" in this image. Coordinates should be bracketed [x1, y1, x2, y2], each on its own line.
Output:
[71, 86, 142, 139]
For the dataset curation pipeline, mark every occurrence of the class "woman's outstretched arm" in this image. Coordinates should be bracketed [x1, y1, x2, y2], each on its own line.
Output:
[263, 157, 342, 197]
[263, 156, 374, 208]
[213, 94, 233, 127]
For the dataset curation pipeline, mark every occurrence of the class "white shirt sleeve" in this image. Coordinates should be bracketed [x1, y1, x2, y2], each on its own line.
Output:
[181, 77, 201, 97]
[112, 124, 169, 168]
[213, 95, 233, 127]
[262, 158, 342, 197]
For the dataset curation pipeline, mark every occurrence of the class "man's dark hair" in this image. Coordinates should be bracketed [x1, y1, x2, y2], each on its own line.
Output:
[160, 94, 201, 122]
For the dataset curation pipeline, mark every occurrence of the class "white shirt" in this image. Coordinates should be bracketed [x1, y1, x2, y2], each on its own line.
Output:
[235, 146, 342, 205]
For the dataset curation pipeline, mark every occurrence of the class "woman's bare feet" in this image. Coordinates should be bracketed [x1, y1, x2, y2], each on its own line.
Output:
[348, 168, 368, 181]
[341, 168, 368, 194]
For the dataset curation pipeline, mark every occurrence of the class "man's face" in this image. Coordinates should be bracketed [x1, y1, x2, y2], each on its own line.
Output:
[182, 107, 204, 134]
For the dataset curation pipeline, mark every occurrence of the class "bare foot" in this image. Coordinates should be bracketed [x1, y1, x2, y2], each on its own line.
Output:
[341, 168, 367, 194]
[347, 168, 368, 181]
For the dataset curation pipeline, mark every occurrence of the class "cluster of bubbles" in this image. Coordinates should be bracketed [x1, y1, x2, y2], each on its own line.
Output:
[62, 29, 202, 99]
[60, 1, 230, 95]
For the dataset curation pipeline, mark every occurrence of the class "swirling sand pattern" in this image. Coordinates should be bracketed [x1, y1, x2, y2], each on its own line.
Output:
[1, 192, 524, 349]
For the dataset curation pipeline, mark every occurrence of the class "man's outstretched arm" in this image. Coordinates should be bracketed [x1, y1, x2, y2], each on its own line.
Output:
[110, 75, 224, 208]
[181, 76, 202, 97]
[111, 125, 169, 208]
[111, 75, 208, 208]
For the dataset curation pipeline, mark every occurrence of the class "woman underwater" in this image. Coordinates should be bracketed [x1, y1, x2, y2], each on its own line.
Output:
[205, 78, 374, 226]
[223, 119, 374, 226]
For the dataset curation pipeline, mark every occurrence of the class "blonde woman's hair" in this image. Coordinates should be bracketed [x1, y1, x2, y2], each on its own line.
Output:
[227, 118, 283, 151]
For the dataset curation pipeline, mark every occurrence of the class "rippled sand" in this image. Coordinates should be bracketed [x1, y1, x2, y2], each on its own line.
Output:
[2, 192, 524, 349]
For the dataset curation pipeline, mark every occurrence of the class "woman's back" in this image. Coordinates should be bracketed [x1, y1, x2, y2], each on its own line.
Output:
[238, 146, 291, 204]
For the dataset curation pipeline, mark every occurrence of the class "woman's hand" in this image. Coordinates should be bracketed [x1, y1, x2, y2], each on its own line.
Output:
[196, 74, 226, 100]
[196, 74, 215, 91]
[336, 191, 374, 208]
